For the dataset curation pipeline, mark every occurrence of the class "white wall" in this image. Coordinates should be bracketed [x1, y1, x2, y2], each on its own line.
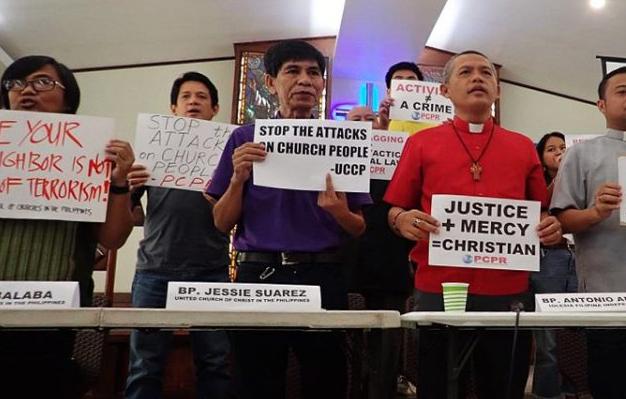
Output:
[499, 82, 605, 141]
[74, 60, 234, 293]
[76, 61, 605, 294]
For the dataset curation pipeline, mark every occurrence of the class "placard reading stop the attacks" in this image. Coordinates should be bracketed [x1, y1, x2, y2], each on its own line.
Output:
[253, 119, 371, 192]
[428, 194, 541, 271]
[134, 114, 236, 192]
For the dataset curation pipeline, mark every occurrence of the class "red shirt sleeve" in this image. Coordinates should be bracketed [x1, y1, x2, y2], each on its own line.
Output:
[383, 134, 422, 209]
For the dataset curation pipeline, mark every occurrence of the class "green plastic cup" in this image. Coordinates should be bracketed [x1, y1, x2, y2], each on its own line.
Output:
[441, 282, 469, 312]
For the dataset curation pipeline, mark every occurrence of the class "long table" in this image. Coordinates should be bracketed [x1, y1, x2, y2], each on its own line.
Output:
[401, 311, 626, 328]
[402, 311, 626, 399]
[0, 308, 401, 399]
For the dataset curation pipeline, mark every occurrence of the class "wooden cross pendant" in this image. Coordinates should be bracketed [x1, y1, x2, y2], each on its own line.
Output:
[470, 162, 482, 181]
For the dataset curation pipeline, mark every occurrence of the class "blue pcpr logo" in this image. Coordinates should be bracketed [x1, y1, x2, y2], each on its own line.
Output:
[462, 255, 473, 264]
[411, 111, 421, 120]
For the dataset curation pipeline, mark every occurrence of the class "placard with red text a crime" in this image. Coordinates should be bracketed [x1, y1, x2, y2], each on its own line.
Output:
[389, 80, 454, 124]
[134, 114, 236, 192]
[0, 110, 114, 222]
[370, 130, 409, 181]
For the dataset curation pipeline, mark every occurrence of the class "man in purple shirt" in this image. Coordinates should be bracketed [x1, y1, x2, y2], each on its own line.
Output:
[207, 39, 371, 399]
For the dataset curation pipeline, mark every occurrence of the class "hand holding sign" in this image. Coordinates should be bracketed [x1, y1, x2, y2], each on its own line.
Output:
[232, 142, 266, 185]
[317, 173, 348, 217]
[593, 182, 622, 221]
[128, 163, 150, 192]
[393, 208, 440, 241]
[377, 95, 394, 130]
[317, 173, 365, 237]
[105, 139, 135, 186]
[536, 214, 562, 246]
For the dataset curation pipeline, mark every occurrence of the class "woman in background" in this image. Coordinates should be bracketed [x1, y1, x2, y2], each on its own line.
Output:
[531, 132, 577, 399]
[0, 55, 135, 398]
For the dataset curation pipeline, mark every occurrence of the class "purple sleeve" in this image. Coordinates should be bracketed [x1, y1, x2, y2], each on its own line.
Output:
[347, 192, 373, 209]
[206, 124, 254, 199]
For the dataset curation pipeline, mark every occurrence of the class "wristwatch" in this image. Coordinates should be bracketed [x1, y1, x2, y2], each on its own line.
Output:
[109, 181, 130, 194]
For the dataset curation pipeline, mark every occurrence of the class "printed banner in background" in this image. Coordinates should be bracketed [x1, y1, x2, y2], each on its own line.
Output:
[370, 129, 409, 181]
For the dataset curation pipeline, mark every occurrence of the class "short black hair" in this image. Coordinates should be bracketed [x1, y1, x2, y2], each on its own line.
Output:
[598, 66, 626, 100]
[263, 40, 326, 78]
[1, 55, 80, 114]
[443, 50, 496, 83]
[384, 62, 423, 88]
[170, 71, 218, 107]
[536, 131, 565, 184]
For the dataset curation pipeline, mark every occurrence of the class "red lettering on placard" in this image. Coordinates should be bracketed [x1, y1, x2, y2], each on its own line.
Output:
[188, 177, 204, 187]
[0, 177, 23, 194]
[27, 177, 107, 202]
[159, 175, 205, 188]
[22, 120, 83, 147]
[0, 120, 17, 145]
[474, 255, 508, 264]
[87, 154, 111, 177]
[0, 151, 63, 172]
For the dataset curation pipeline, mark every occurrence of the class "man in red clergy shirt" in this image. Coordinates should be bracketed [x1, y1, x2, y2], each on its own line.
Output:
[384, 51, 562, 399]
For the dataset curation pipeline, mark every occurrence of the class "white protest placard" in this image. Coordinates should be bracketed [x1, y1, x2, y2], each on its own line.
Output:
[563, 134, 600, 148]
[253, 119, 371, 192]
[0, 281, 79, 308]
[429, 195, 541, 271]
[166, 282, 322, 311]
[134, 114, 236, 192]
[0, 110, 114, 222]
[370, 130, 409, 181]
[389, 80, 454, 124]
[536, 293, 626, 312]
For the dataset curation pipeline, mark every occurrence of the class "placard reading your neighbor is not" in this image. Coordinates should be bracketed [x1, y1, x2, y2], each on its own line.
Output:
[0, 109, 114, 222]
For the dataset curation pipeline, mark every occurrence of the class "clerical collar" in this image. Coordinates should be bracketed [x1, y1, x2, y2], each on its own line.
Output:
[452, 116, 494, 135]
[606, 128, 626, 141]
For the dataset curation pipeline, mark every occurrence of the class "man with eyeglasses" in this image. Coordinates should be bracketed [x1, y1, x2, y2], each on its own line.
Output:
[0, 55, 135, 398]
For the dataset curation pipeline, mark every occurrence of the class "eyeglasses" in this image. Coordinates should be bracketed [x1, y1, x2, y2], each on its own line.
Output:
[2, 77, 66, 92]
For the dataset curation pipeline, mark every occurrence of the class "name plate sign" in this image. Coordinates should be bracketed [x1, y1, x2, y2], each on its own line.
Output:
[0, 281, 80, 308]
[166, 282, 322, 311]
[536, 293, 626, 312]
